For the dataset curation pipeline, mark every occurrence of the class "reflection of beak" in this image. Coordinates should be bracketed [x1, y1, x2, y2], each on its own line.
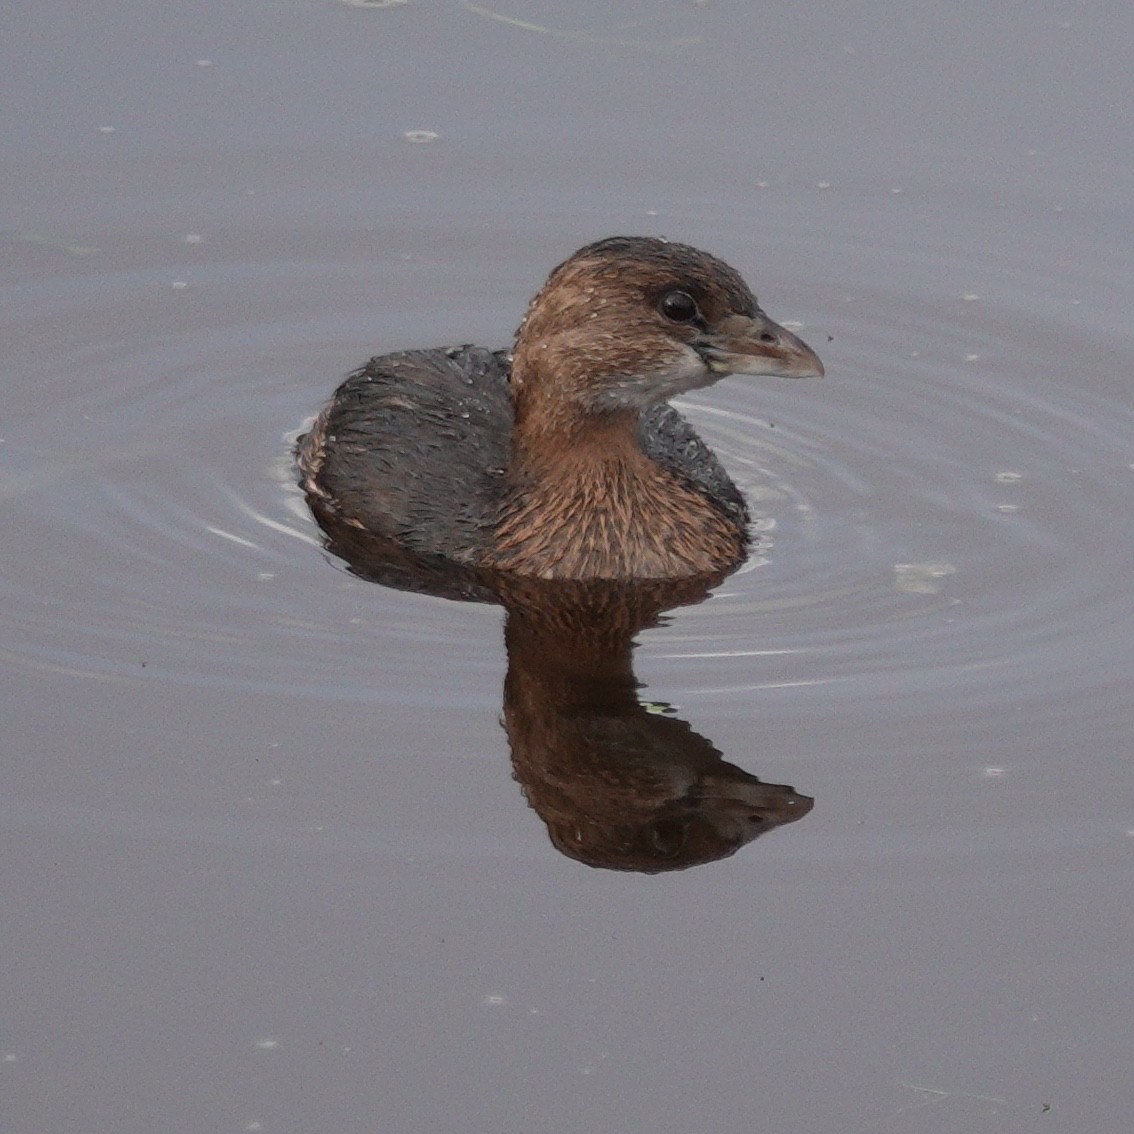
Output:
[698, 311, 825, 378]
[701, 777, 815, 824]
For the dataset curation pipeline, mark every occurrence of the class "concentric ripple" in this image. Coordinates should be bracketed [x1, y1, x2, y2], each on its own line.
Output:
[653, 236, 1134, 713]
[3, 225, 1132, 720]
[1, 249, 505, 705]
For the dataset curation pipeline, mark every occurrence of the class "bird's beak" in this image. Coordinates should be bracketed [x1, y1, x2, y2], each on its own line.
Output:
[700, 311, 825, 379]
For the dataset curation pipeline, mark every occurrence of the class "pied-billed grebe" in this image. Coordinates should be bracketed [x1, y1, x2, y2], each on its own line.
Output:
[297, 236, 823, 580]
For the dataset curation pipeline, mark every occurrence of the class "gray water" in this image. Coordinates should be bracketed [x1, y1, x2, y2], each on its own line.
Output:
[4, 2, 1133, 1131]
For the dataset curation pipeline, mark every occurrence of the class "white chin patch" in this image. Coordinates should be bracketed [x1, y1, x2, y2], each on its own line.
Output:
[593, 347, 712, 410]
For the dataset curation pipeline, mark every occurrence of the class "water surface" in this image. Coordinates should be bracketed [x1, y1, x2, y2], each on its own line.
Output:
[4, 2, 1132, 1131]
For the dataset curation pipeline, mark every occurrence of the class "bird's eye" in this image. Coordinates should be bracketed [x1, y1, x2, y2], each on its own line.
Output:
[658, 290, 700, 323]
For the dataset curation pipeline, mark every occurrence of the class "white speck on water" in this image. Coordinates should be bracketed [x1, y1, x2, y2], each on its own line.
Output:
[781, 320, 804, 331]
[964, 353, 981, 362]
[195, 59, 213, 68]
[98, 125, 116, 134]
[996, 471, 1023, 483]
[894, 562, 956, 594]
[483, 995, 508, 1006]
[340, 0, 408, 7]
[755, 180, 770, 188]
[995, 503, 1020, 514]
[890, 186, 904, 193]
[403, 130, 439, 144]
[183, 233, 203, 244]
[816, 180, 832, 189]
[962, 293, 980, 301]
[982, 766, 1007, 779]
[171, 281, 188, 289]
[245, 1123, 264, 1132]
[254, 1038, 279, 1050]
[2, 1053, 16, 1063]
[645, 209, 659, 216]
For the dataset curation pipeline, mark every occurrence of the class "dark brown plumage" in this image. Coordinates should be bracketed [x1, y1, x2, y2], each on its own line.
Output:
[297, 236, 823, 580]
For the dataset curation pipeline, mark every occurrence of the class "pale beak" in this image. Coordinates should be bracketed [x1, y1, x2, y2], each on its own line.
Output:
[699, 311, 825, 379]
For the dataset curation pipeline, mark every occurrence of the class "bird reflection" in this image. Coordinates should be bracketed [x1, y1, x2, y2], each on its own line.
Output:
[307, 504, 813, 872]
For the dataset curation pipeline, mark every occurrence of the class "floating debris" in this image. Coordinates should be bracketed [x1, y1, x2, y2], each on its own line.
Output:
[403, 129, 439, 144]
[894, 562, 956, 595]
